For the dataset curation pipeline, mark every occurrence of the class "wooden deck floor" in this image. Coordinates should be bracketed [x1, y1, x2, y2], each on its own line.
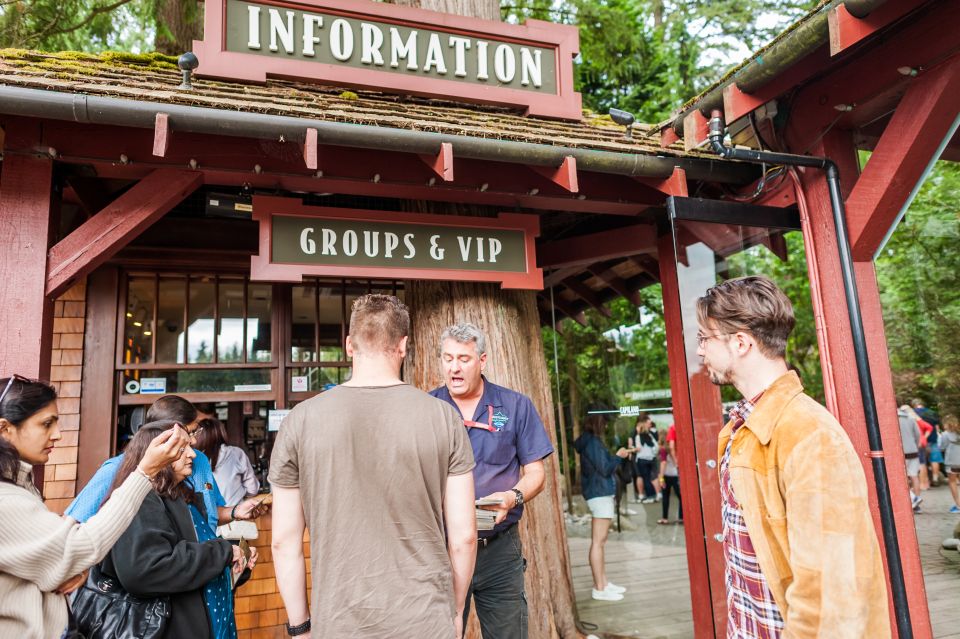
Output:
[566, 484, 960, 638]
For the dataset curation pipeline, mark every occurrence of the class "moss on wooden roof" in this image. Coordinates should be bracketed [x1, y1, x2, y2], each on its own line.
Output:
[0, 49, 710, 158]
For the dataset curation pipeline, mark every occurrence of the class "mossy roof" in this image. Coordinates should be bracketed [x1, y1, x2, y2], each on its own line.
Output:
[0, 49, 702, 158]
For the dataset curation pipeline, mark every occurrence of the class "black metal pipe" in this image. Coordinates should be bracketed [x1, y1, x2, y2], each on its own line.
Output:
[707, 112, 914, 638]
[0, 85, 759, 185]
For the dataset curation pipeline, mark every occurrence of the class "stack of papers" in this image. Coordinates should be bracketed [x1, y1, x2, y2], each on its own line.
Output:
[475, 498, 503, 531]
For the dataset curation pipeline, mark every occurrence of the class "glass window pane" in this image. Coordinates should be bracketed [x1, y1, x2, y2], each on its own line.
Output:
[121, 368, 271, 395]
[247, 283, 273, 362]
[218, 280, 245, 363]
[188, 277, 215, 364]
[343, 282, 369, 362]
[289, 366, 348, 392]
[156, 277, 186, 364]
[318, 282, 343, 362]
[290, 285, 317, 363]
[123, 277, 155, 365]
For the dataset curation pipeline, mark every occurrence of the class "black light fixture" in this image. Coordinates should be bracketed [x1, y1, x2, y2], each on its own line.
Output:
[177, 52, 200, 90]
[609, 107, 636, 141]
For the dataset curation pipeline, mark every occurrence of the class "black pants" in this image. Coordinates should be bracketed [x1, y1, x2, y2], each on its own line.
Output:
[662, 475, 682, 520]
[463, 525, 527, 639]
[636, 459, 658, 498]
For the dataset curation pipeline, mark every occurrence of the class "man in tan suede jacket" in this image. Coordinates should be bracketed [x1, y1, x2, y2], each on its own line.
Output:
[696, 276, 890, 639]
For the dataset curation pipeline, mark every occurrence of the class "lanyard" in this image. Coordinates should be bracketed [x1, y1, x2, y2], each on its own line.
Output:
[464, 405, 496, 431]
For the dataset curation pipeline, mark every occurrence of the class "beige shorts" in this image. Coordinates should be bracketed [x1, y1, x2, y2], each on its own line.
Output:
[586, 496, 615, 519]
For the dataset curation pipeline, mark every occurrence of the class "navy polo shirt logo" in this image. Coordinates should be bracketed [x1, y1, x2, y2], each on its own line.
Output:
[491, 411, 509, 431]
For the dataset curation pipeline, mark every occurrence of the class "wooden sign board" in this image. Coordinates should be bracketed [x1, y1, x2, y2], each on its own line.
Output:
[193, 0, 582, 119]
[251, 196, 543, 289]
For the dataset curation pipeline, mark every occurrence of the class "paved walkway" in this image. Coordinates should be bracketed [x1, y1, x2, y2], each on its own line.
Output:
[566, 484, 960, 638]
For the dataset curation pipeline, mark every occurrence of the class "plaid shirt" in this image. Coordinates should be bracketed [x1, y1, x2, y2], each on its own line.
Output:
[721, 394, 784, 639]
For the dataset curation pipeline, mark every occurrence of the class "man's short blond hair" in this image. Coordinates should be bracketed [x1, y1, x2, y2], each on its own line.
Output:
[696, 276, 795, 358]
[349, 294, 410, 354]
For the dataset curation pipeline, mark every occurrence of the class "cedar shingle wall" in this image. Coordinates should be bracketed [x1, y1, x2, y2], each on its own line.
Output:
[44, 281, 86, 514]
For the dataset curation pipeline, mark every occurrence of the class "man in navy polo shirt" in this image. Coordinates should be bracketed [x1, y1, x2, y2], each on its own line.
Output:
[430, 322, 554, 639]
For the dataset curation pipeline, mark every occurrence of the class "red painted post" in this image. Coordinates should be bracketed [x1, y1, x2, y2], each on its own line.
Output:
[0, 133, 55, 381]
[658, 230, 725, 639]
[792, 128, 932, 639]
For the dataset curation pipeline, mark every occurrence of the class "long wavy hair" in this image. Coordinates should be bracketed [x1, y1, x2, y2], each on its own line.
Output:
[102, 421, 198, 506]
[0, 377, 57, 484]
[193, 417, 228, 471]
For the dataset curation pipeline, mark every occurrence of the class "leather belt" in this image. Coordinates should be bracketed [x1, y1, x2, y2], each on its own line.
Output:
[478, 523, 516, 548]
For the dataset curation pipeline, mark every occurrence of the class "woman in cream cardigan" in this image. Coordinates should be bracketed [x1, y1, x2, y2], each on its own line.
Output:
[0, 375, 188, 639]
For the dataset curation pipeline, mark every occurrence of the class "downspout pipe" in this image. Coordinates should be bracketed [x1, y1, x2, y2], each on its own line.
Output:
[707, 111, 913, 639]
[0, 85, 758, 185]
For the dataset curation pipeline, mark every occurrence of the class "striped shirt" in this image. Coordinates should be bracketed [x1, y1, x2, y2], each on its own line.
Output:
[721, 394, 784, 639]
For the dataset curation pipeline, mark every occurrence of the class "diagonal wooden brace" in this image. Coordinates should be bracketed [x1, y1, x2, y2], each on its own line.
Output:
[530, 155, 578, 193]
[418, 142, 454, 182]
[46, 169, 203, 298]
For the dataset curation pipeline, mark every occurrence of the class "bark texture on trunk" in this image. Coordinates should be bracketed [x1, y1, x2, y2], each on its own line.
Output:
[407, 281, 579, 639]
[390, 0, 500, 21]
[154, 0, 203, 56]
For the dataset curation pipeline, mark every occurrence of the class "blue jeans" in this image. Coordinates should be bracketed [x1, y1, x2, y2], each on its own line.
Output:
[463, 525, 527, 639]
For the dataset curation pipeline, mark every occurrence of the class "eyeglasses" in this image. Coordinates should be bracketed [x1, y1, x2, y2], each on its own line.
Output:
[696, 332, 732, 347]
[0, 374, 34, 407]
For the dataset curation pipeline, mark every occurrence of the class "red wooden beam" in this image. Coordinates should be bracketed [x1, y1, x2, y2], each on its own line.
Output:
[587, 264, 641, 306]
[786, 0, 960, 142]
[0, 136, 55, 379]
[847, 54, 960, 259]
[153, 113, 170, 157]
[629, 255, 660, 281]
[635, 166, 688, 197]
[418, 141, 454, 182]
[683, 109, 710, 151]
[659, 126, 681, 149]
[537, 224, 656, 269]
[542, 265, 582, 289]
[46, 169, 203, 298]
[303, 127, 319, 171]
[530, 155, 578, 193]
[828, 0, 928, 57]
[561, 277, 610, 317]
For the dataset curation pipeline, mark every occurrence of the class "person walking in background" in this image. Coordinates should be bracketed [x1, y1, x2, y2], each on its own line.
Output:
[194, 416, 260, 509]
[940, 415, 960, 514]
[574, 412, 630, 602]
[0, 376, 187, 639]
[899, 404, 924, 512]
[270, 295, 477, 639]
[629, 414, 660, 504]
[657, 426, 681, 525]
[697, 276, 890, 638]
[86, 421, 251, 639]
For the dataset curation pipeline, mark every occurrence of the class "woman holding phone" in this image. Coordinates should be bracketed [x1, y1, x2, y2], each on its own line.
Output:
[194, 416, 260, 509]
[0, 375, 188, 639]
[93, 421, 254, 639]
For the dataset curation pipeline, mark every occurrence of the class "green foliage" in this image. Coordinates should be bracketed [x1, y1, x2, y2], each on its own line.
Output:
[876, 160, 960, 414]
[0, 0, 155, 52]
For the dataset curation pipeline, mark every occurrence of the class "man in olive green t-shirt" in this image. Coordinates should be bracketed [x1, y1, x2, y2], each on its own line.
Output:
[270, 294, 477, 639]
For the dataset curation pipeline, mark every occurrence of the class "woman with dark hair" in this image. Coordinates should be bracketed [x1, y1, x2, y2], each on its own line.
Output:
[574, 412, 630, 602]
[0, 375, 187, 639]
[92, 421, 247, 639]
[194, 417, 260, 508]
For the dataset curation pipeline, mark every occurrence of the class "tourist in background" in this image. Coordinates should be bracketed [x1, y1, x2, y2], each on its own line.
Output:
[940, 415, 960, 514]
[0, 376, 187, 639]
[658, 426, 682, 525]
[629, 413, 660, 504]
[575, 412, 630, 602]
[194, 416, 260, 508]
[900, 404, 924, 512]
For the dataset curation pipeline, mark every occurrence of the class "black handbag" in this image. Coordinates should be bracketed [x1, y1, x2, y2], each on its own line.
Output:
[71, 563, 171, 639]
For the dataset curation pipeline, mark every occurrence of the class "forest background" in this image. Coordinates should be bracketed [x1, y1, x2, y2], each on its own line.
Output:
[2, 0, 958, 442]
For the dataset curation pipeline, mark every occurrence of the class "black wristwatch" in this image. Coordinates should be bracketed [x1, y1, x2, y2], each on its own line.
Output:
[511, 488, 524, 507]
[286, 618, 311, 636]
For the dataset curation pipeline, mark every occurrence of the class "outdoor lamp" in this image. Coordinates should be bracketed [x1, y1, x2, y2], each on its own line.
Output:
[609, 108, 636, 140]
[178, 52, 200, 90]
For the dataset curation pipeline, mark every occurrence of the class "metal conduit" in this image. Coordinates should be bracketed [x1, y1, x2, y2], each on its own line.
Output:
[0, 85, 759, 185]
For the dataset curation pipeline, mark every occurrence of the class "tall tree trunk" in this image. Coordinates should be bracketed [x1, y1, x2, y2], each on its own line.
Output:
[154, 0, 203, 55]
[390, 3, 578, 636]
[567, 355, 581, 486]
[406, 281, 579, 639]
[390, 0, 500, 21]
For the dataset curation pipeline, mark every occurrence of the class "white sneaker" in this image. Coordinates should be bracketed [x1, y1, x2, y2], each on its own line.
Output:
[591, 588, 624, 601]
[619, 508, 638, 516]
[604, 582, 626, 594]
